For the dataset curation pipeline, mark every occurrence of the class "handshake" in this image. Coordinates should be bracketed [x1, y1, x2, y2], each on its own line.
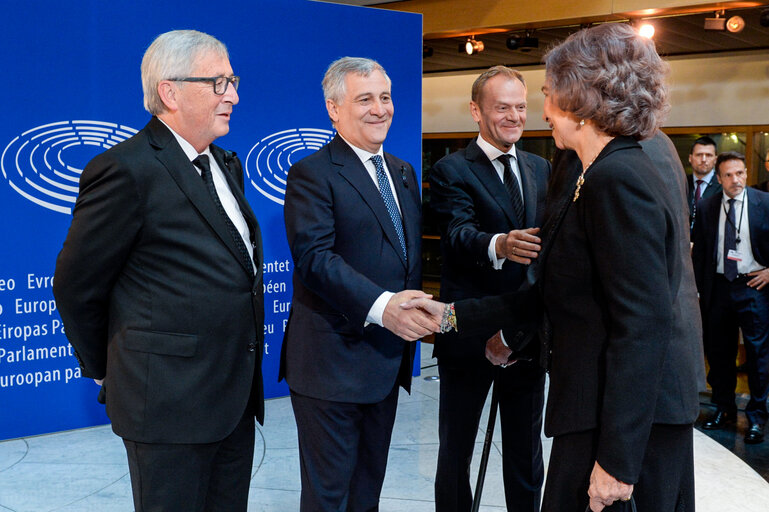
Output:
[381, 290, 448, 342]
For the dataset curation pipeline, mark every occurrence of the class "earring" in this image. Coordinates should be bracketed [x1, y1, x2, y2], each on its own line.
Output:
[579, 119, 585, 127]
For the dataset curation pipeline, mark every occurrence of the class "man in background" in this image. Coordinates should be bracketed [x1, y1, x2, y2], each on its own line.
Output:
[54, 30, 264, 511]
[692, 151, 769, 444]
[687, 136, 721, 231]
[428, 66, 550, 512]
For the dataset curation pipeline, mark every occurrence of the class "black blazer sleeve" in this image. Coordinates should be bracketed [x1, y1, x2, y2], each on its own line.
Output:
[53, 151, 143, 378]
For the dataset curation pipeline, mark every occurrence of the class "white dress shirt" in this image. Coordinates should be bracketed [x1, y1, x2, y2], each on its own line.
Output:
[716, 189, 764, 275]
[473, 135, 523, 270]
[160, 119, 255, 273]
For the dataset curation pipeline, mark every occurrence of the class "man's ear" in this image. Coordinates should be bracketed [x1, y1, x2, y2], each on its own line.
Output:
[326, 98, 339, 124]
[157, 81, 179, 112]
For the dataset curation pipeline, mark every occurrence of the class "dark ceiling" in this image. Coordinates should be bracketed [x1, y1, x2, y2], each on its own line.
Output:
[422, 6, 769, 73]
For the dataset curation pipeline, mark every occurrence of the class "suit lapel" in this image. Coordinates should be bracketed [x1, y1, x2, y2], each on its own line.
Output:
[331, 136, 407, 268]
[465, 140, 518, 227]
[211, 146, 263, 280]
[145, 118, 254, 280]
[385, 153, 419, 269]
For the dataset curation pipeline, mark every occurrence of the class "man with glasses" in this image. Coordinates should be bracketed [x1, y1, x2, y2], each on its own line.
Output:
[54, 30, 263, 511]
[692, 152, 769, 444]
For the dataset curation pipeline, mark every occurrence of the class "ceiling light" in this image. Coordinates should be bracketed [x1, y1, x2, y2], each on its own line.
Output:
[726, 15, 745, 33]
[704, 11, 726, 31]
[638, 23, 655, 39]
[461, 37, 484, 55]
[761, 8, 769, 27]
[505, 31, 538, 52]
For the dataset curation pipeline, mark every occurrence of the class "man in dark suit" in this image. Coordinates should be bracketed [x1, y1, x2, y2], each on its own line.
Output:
[692, 151, 769, 444]
[280, 57, 437, 512]
[428, 66, 550, 512]
[53, 30, 264, 511]
[687, 136, 721, 231]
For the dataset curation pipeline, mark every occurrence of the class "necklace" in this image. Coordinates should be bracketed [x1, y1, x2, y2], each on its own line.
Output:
[572, 157, 596, 202]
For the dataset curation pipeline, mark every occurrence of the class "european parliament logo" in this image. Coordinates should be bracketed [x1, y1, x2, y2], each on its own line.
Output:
[245, 128, 334, 205]
[1, 120, 138, 215]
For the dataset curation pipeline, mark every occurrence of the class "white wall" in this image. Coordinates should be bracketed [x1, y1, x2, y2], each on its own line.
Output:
[422, 49, 769, 133]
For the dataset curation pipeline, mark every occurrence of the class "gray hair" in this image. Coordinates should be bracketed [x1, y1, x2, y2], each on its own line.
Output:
[543, 23, 669, 140]
[322, 57, 391, 103]
[141, 30, 229, 115]
[471, 65, 526, 104]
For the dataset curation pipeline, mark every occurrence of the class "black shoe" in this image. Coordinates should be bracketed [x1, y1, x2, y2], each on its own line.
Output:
[745, 424, 765, 444]
[702, 410, 735, 430]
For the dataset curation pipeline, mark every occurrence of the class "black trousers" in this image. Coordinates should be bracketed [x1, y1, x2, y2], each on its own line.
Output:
[542, 424, 694, 512]
[434, 360, 545, 512]
[705, 275, 769, 425]
[290, 384, 400, 512]
[123, 407, 255, 512]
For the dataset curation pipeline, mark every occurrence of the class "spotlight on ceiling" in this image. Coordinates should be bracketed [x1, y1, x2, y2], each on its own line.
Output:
[638, 22, 655, 39]
[461, 36, 484, 55]
[704, 11, 726, 31]
[726, 15, 745, 33]
[761, 8, 769, 27]
[505, 31, 539, 52]
[423, 45, 434, 58]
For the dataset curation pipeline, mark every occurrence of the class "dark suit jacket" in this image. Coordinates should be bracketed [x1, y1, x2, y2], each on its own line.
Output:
[429, 139, 550, 363]
[687, 172, 722, 228]
[280, 135, 422, 403]
[540, 136, 701, 484]
[53, 117, 265, 444]
[691, 186, 769, 313]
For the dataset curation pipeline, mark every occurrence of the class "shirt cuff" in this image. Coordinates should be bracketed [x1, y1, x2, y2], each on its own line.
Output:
[488, 233, 506, 270]
[499, 330, 509, 348]
[366, 291, 394, 327]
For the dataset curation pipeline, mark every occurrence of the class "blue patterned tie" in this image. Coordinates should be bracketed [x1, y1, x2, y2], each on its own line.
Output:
[724, 198, 738, 281]
[371, 154, 407, 260]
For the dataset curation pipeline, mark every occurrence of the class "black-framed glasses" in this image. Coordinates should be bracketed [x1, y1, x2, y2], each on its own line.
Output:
[168, 75, 240, 95]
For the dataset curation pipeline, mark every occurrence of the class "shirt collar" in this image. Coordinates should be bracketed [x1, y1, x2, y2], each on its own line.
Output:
[158, 118, 212, 161]
[338, 133, 385, 165]
[476, 134, 517, 163]
[695, 169, 715, 185]
[722, 188, 746, 204]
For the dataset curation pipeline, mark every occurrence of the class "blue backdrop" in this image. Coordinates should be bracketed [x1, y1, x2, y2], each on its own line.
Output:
[0, 0, 422, 440]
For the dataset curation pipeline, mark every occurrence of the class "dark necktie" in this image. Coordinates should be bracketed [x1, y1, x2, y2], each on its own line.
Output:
[193, 155, 254, 278]
[498, 154, 525, 226]
[371, 154, 407, 261]
[724, 198, 738, 281]
[694, 179, 704, 202]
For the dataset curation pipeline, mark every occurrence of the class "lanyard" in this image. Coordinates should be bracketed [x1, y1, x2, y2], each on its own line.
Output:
[723, 197, 745, 244]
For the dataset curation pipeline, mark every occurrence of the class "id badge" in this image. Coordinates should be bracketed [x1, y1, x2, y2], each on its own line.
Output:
[727, 249, 743, 262]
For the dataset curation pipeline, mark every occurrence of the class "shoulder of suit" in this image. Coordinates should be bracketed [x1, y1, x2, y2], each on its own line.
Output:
[517, 149, 550, 169]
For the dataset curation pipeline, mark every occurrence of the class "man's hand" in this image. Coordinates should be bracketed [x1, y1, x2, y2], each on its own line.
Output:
[485, 331, 512, 366]
[587, 461, 634, 511]
[400, 297, 445, 327]
[747, 268, 769, 290]
[496, 227, 541, 264]
[383, 290, 439, 341]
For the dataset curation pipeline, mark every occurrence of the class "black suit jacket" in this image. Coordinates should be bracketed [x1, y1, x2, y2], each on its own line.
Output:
[691, 186, 769, 313]
[54, 117, 265, 444]
[687, 172, 722, 229]
[539, 136, 701, 483]
[280, 135, 422, 403]
[429, 139, 550, 363]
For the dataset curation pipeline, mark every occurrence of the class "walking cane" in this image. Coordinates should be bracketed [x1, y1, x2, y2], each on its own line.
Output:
[471, 368, 501, 512]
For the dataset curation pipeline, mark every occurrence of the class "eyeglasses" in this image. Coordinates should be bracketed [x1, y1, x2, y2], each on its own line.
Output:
[168, 75, 240, 95]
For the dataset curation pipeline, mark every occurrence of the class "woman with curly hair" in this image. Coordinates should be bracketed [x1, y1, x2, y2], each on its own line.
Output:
[538, 23, 701, 511]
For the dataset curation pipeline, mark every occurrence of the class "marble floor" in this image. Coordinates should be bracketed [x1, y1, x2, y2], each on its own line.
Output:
[1, 343, 768, 512]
